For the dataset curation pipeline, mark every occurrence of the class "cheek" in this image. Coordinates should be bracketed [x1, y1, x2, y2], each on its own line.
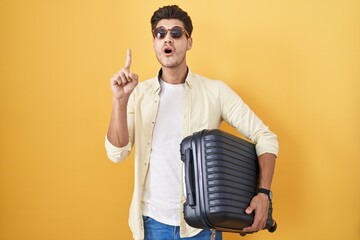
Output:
[153, 41, 162, 53]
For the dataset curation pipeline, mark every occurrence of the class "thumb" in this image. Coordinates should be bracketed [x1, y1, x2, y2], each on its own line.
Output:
[245, 204, 255, 214]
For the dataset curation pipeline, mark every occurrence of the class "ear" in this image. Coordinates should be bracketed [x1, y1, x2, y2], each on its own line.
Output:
[187, 37, 193, 50]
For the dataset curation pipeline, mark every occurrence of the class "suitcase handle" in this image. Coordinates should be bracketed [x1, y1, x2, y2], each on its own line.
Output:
[185, 148, 195, 206]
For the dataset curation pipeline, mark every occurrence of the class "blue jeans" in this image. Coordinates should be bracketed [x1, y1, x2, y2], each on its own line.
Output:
[143, 216, 222, 240]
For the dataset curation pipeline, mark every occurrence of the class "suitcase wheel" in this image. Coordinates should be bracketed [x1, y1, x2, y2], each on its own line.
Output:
[268, 220, 277, 233]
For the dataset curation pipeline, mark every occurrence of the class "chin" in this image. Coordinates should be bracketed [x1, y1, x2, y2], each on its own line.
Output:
[161, 58, 186, 68]
[162, 63, 178, 68]
[159, 59, 177, 68]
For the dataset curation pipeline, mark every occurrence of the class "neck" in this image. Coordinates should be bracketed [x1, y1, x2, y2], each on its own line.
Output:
[161, 64, 188, 84]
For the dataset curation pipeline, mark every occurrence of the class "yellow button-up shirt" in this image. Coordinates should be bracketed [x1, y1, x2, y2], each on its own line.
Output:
[105, 70, 279, 240]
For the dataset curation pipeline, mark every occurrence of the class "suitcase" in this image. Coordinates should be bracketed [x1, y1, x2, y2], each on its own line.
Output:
[180, 129, 277, 235]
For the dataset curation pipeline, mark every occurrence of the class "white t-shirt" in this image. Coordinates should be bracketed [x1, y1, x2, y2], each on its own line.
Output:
[141, 79, 184, 226]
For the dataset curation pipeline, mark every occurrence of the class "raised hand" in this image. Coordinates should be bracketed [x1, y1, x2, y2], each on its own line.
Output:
[110, 48, 139, 100]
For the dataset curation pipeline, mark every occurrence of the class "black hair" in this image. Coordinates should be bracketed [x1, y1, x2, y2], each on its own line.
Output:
[150, 5, 193, 36]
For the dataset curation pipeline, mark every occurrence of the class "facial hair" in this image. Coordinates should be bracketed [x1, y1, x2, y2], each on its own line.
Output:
[156, 48, 187, 68]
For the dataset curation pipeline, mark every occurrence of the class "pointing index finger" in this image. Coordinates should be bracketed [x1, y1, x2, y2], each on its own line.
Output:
[124, 48, 132, 69]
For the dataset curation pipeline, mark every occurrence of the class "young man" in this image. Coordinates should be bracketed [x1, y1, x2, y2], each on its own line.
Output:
[105, 5, 278, 240]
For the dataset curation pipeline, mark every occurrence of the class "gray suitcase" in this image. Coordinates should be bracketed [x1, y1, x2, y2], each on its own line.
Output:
[180, 129, 277, 235]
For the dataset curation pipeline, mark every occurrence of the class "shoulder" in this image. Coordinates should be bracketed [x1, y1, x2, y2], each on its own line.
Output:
[190, 72, 229, 90]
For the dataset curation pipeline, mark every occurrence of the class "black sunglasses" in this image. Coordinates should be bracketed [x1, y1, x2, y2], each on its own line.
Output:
[152, 26, 190, 39]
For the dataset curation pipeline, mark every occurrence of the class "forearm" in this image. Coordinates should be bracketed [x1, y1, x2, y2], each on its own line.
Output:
[242, 152, 276, 232]
[107, 98, 130, 147]
[258, 153, 276, 189]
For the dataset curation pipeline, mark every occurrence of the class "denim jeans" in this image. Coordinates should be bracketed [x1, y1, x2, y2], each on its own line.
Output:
[143, 216, 222, 240]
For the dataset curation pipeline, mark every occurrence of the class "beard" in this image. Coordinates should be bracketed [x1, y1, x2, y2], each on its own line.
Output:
[156, 51, 186, 68]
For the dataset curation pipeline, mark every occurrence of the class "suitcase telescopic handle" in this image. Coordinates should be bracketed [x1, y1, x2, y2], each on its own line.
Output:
[185, 148, 195, 206]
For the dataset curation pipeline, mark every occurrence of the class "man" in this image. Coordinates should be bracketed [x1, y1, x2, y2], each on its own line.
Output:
[105, 5, 278, 240]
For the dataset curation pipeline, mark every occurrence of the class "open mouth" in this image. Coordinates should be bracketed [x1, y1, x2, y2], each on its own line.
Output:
[164, 47, 173, 55]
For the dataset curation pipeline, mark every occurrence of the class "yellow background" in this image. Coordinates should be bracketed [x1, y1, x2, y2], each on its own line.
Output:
[1, 0, 359, 239]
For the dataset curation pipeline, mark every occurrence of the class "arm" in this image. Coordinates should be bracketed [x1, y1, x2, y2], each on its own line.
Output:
[219, 82, 278, 232]
[107, 98, 131, 148]
[258, 153, 276, 190]
[242, 153, 276, 233]
[106, 49, 138, 150]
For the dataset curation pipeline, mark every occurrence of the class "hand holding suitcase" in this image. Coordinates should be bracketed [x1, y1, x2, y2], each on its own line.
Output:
[180, 129, 277, 236]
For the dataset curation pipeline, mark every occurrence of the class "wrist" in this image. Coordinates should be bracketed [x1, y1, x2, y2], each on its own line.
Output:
[257, 188, 272, 201]
[112, 97, 129, 106]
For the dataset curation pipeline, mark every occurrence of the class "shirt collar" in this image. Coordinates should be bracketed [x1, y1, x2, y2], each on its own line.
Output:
[153, 68, 193, 94]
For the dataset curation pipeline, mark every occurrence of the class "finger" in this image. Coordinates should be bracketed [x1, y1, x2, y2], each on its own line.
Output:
[249, 207, 267, 232]
[242, 226, 255, 233]
[242, 222, 259, 233]
[129, 72, 139, 82]
[124, 48, 132, 69]
[243, 200, 258, 233]
[118, 72, 130, 85]
[111, 74, 122, 86]
[251, 211, 263, 231]
[242, 217, 262, 233]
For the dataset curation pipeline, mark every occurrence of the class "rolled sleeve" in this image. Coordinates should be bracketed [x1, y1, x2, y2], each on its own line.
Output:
[254, 131, 279, 157]
[104, 135, 132, 163]
[220, 81, 279, 157]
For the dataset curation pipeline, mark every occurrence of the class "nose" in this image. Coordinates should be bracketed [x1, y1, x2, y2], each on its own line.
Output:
[164, 32, 173, 44]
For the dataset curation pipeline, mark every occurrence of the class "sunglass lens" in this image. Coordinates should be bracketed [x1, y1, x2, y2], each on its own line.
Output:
[171, 27, 183, 38]
[155, 28, 166, 39]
